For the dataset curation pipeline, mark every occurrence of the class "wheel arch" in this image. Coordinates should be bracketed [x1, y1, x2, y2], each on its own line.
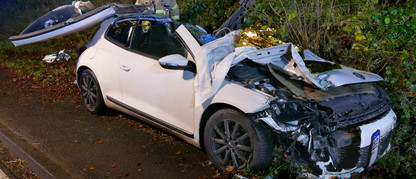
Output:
[198, 102, 269, 152]
[200, 104, 274, 170]
[76, 66, 91, 84]
[77, 67, 106, 114]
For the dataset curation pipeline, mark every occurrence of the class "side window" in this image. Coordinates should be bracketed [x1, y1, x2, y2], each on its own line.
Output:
[106, 21, 134, 45]
[127, 21, 187, 59]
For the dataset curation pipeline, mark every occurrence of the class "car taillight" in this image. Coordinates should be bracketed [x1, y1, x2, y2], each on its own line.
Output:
[78, 46, 87, 56]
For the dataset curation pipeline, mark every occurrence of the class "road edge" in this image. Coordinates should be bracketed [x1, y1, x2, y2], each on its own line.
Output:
[0, 123, 71, 179]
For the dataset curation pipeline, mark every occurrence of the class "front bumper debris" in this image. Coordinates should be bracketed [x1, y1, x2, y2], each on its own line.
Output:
[256, 107, 396, 177]
[311, 109, 396, 177]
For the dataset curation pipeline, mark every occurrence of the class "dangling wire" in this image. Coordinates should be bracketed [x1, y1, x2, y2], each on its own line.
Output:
[212, 27, 231, 38]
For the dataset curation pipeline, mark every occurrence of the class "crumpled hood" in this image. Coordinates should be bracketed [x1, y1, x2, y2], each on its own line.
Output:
[192, 32, 383, 107]
[231, 43, 383, 90]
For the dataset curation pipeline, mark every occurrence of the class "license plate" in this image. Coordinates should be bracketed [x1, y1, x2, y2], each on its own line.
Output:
[368, 130, 380, 167]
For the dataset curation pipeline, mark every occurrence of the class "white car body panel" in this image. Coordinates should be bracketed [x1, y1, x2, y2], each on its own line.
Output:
[77, 34, 123, 104]
[210, 81, 271, 113]
[118, 50, 195, 134]
[359, 109, 396, 148]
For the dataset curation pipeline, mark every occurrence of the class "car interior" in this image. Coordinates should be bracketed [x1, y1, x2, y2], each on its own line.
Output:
[106, 20, 187, 59]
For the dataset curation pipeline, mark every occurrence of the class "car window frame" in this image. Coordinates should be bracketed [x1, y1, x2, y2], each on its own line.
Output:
[104, 18, 191, 61]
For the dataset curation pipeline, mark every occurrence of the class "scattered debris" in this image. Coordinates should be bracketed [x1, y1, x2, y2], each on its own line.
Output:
[42, 50, 70, 63]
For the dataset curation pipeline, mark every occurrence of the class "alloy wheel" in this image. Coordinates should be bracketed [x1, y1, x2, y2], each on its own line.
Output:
[81, 74, 98, 111]
[209, 118, 253, 169]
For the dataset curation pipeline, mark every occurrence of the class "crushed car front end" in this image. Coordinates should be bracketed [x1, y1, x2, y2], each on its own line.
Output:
[223, 45, 397, 177]
[175, 24, 396, 177]
[249, 84, 396, 177]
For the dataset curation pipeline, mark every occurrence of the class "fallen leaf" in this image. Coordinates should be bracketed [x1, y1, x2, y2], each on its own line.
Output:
[96, 139, 103, 144]
[105, 172, 111, 177]
[175, 150, 182, 155]
[111, 163, 117, 168]
[170, 155, 178, 159]
[225, 166, 234, 172]
[137, 169, 142, 173]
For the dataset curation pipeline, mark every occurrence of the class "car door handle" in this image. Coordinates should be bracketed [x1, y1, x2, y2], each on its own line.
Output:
[120, 64, 130, 72]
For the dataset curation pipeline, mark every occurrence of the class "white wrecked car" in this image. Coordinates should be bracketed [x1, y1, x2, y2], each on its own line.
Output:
[10, 3, 397, 177]
[75, 15, 396, 177]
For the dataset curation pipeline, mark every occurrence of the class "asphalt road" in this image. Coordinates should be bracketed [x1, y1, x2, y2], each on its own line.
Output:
[0, 67, 215, 178]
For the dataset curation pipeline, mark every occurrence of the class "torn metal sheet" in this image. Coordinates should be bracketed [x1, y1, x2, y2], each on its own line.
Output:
[194, 37, 384, 110]
[193, 31, 237, 106]
[304, 49, 335, 64]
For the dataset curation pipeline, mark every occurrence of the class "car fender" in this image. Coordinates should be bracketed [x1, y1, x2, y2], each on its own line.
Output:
[76, 41, 123, 107]
[210, 81, 271, 114]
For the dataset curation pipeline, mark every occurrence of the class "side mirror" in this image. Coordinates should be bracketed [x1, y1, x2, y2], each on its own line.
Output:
[159, 54, 196, 73]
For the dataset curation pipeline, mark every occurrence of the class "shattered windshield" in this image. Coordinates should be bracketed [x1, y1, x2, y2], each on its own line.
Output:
[183, 24, 210, 46]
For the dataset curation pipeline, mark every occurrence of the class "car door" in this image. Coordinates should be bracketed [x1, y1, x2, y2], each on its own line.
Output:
[118, 21, 195, 136]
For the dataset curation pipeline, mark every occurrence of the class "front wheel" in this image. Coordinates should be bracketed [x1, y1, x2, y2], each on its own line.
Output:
[203, 109, 273, 170]
[79, 69, 106, 114]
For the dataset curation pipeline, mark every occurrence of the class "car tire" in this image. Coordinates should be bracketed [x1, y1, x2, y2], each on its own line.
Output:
[80, 69, 106, 114]
[204, 109, 273, 170]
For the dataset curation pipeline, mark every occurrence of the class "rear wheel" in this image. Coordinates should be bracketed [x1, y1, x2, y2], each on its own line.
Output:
[80, 69, 105, 114]
[203, 109, 273, 170]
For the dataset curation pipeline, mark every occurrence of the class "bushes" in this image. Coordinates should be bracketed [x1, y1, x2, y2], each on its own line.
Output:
[178, 0, 240, 33]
